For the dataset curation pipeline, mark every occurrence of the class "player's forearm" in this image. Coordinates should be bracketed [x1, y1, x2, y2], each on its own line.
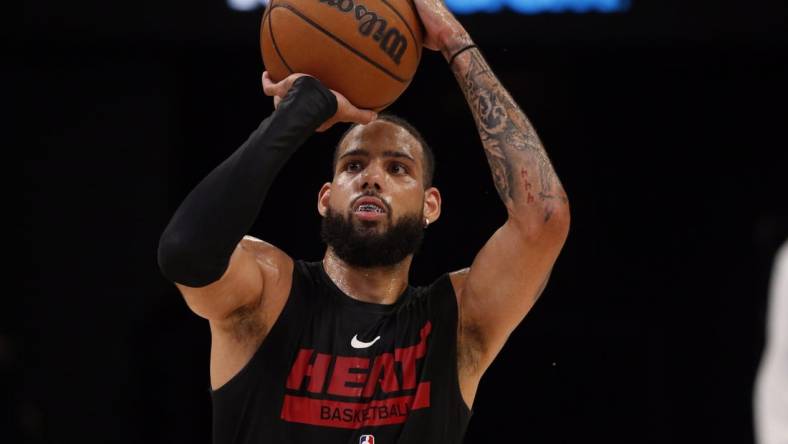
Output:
[446, 38, 569, 228]
[157, 77, 337, 287]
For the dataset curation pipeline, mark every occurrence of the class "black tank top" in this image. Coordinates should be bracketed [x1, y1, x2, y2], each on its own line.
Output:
[210, 260, 473, 444]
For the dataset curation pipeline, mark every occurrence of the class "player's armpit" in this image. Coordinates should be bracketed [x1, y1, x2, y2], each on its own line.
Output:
[453, 215, 569, 375]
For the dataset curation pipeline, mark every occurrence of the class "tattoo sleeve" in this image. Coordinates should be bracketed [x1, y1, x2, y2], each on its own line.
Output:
[450, 46, 569, 223]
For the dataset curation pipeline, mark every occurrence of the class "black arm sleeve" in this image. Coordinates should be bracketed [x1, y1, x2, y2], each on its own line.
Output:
[157, 76, 337, 287]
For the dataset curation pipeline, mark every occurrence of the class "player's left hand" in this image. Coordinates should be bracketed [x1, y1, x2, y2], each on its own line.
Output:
[262, 71, 377, 133]
[411, 0, 471, 55]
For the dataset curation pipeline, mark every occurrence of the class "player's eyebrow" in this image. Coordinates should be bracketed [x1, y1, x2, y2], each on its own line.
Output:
[382, 150, 416, 163]
[338, 148, 369, 160]
[339, 148, 416, 163]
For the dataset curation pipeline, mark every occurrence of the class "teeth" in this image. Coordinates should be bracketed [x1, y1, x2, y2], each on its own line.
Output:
[358, 204, 383, 213]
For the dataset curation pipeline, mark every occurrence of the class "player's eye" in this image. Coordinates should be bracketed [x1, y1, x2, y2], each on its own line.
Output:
[346, 161, 362, 172]
[390, 163, 408, 175]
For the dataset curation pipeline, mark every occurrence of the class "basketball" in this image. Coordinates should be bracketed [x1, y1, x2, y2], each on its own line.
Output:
[260, 0, 423, 111]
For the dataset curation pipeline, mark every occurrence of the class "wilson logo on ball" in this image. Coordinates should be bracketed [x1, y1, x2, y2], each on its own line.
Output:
[260, 0, 423, 110]
[318, 0, 408, 65]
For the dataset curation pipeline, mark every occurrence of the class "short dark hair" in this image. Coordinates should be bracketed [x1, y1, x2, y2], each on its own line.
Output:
[332, 114, 436, 188]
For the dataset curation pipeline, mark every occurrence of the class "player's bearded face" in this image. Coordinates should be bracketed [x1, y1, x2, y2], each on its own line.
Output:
[321, 204, 424, 268]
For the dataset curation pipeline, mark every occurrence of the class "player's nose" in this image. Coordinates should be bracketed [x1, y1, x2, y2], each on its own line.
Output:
[359, 162, 384, 191]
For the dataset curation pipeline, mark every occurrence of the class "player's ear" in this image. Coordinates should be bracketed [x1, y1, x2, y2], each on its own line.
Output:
[423, 186, 441, 226]
[317, 182, 331, 217]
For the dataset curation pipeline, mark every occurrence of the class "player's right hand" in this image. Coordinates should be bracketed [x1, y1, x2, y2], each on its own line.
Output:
[262, 71, 377, 132]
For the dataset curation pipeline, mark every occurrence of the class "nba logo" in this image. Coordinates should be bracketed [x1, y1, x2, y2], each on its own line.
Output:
[359, 435, 375, 444]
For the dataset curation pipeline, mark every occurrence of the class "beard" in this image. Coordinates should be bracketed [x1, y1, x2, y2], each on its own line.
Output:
[320, 207, 425, 268]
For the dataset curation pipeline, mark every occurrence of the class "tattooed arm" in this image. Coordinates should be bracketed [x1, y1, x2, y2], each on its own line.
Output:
[449, 44, 569, 223]
[414, 0, 571, 408]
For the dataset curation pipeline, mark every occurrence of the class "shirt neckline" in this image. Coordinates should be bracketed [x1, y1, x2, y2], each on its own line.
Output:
[317, 261, 413, 314]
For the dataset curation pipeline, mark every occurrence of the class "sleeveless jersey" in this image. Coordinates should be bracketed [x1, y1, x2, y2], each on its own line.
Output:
[210, 260, 473, 444]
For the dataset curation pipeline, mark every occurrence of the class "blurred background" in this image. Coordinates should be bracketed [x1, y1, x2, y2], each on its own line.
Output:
[11, 0, 788, 442]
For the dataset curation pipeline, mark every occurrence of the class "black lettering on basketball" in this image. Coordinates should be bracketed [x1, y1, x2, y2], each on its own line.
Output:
[321, 0, 354, 13]
[355, 6, 388, 41]
[318, 0, 408, 65]
[380, 28, 407, 65]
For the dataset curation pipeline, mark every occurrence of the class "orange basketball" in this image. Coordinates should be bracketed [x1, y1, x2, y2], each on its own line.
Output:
[260, 0, 423, 111]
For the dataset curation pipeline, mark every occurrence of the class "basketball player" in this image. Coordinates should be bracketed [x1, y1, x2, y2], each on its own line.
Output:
[157, 0, 570, 442]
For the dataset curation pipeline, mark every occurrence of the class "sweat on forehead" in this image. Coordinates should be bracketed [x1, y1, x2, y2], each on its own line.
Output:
[339, 120, 418, 152]
[331, 115, 436, 187]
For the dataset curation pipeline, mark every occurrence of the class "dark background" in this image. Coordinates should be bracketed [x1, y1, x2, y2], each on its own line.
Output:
[11, 0, 788, 443]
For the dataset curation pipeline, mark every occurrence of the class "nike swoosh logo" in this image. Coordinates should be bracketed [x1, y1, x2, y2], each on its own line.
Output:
[351, 334, 381, 349]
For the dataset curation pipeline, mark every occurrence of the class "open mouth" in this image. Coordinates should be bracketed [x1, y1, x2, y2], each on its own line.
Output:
[356, 203, 385, 213]
[352, 196, 388, 221]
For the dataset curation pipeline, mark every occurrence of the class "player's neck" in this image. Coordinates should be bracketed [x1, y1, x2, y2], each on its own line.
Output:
[322, 249, 412, 305]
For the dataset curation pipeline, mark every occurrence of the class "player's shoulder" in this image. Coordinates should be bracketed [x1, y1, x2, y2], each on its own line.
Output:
[238, 235, 294, 280]
[448, 267, 470, 299]
[407, 268, 469, 311]
[239, 235, 287, 256]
